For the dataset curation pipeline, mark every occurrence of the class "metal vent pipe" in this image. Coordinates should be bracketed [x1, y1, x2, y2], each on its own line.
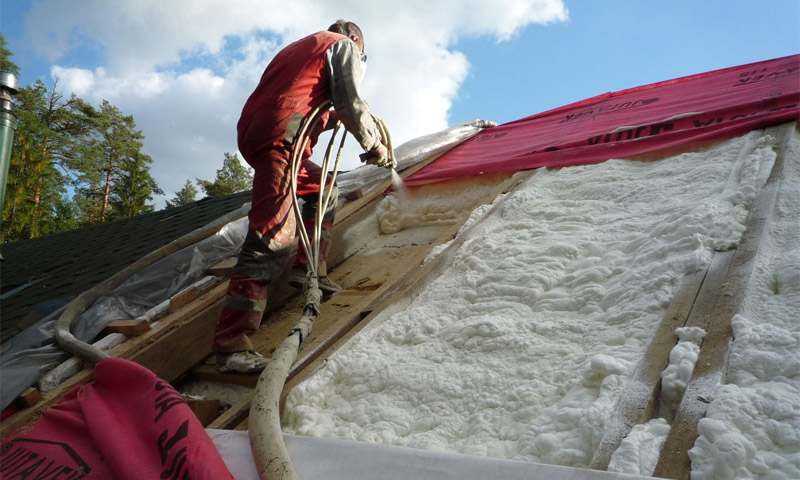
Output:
[0, 71, 20, 216]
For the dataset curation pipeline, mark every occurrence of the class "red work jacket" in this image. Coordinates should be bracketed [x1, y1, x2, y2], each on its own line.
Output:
[237, 31, 345, 162]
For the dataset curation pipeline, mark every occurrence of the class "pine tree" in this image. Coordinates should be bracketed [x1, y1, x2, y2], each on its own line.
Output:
[166, 179, 198, 208]
[2, 81, 90, 242]
[50, 196, 79, 233]
[74, 100, 160, 223]
[1, 35, 161, 241]
[196, 152, 253, 197]
[110, 153, 163, 218]
[0, 32, 20, 75]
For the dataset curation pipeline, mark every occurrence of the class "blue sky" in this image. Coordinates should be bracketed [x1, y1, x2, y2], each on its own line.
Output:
[2, 1, 798, 207]
[448, 1, 800, 124]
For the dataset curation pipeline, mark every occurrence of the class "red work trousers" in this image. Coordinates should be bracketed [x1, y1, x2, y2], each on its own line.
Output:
[212, 145, 336, 353]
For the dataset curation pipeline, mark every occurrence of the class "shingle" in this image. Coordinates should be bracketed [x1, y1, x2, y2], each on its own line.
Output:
[0, 191, 251, 341]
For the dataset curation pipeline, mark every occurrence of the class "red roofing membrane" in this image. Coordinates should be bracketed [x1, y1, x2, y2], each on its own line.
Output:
[406, 55, 800, 186]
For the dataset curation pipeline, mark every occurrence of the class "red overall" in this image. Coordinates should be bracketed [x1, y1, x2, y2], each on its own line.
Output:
[213, 31, 345, 352]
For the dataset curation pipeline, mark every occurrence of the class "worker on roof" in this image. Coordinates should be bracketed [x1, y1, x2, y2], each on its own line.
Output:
[213, 20, 391, 373]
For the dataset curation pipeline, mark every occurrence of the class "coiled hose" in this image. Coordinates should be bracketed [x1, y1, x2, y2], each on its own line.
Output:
[248, 104, 395, 480]
[248, 101, 344, 480]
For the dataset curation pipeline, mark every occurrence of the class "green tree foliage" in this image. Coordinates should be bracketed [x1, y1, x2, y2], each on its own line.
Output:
[197, 152, 253, 197]
[51, 196, 79, 232]
[73, 100, 161, 223]
[110, 153, 163, 219]
[0, 32, 20, 75]
[2, 81, 92, 242]
[166, 179, 198, 208]
[2, 35, 164, 243]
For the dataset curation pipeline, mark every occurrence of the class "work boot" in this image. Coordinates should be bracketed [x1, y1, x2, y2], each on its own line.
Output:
[216, 350, 268, 373]
[288, 266, 342, 294]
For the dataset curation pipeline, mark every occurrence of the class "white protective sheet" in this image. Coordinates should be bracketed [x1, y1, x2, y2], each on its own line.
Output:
[208, 429, 651, 480]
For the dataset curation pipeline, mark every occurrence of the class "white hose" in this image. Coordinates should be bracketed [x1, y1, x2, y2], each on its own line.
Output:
[373, 115, 396, 168]
[249, 102, 346, 480]
[248, 311, 314, 480]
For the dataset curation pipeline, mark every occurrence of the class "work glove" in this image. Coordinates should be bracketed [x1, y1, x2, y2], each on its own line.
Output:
[359, 143, 395, 169]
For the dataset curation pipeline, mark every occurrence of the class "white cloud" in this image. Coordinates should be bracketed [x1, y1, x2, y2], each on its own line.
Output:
[50, 66, 97, 97]
[24, 0, 568, 207]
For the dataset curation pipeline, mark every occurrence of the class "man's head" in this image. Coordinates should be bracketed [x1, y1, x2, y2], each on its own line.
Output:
[328, 20, 365, 54]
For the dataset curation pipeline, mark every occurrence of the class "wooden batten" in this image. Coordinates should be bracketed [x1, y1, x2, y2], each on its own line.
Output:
[169, 286, 199, 313]
[344, 189, 363, 201]
[207, 258, 238, 277]
[652, 124, 791, 479]
[186, 399, 221, 427]
[12, 388, 42, 409]
[190, 363, 261, 387]
[103, 319, 151, 336]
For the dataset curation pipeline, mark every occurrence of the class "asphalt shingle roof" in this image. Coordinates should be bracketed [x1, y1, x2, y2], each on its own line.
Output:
[0, 191, 251, 341]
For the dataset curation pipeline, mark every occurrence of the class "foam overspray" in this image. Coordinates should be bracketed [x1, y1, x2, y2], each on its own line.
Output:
[391, 169, 410, 201]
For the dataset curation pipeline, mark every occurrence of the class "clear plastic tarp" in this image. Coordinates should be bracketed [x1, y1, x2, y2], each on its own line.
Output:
[336, 119, 496, 198]
[0, 208, 250, 411]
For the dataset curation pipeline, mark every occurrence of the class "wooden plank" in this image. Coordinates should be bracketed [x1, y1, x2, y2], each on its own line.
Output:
[112, 281, 230, 360]
[206, 396, 252, 430]
[1, 369, 94, 439]
[345, 189, 363, 201]
[287, 236, 461, 380]
[103, 319, 151, 336]
[123, 263, 293, 385]
[169, 285, 198, 313]
[588, 268, 708, 470]
[211, 171, 534, 429]
[681, 251, 738, 330]
[187, 399, 221, 427]
[11, 388, 43, 409]
[653, 125, 791, 479]
[207, 257, 238, 277]
[587, 249, 734, 470]
[0, 281, 231, 439]
[129, 297, 225, 383]
[190, 364, 261, 387]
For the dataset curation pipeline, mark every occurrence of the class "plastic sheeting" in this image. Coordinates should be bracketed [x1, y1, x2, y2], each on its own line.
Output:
[0, 207, 250, 411]
[209, 429, 651, 480]
[335, 118, 496, 198]
[0, 119, 491, 412]
[406, 55, 800, 186]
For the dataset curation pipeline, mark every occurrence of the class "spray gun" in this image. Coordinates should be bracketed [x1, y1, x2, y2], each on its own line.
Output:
[359, 147, 396, 169]
[0, 71, 20, 216]
[359, 115, 396, 170]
